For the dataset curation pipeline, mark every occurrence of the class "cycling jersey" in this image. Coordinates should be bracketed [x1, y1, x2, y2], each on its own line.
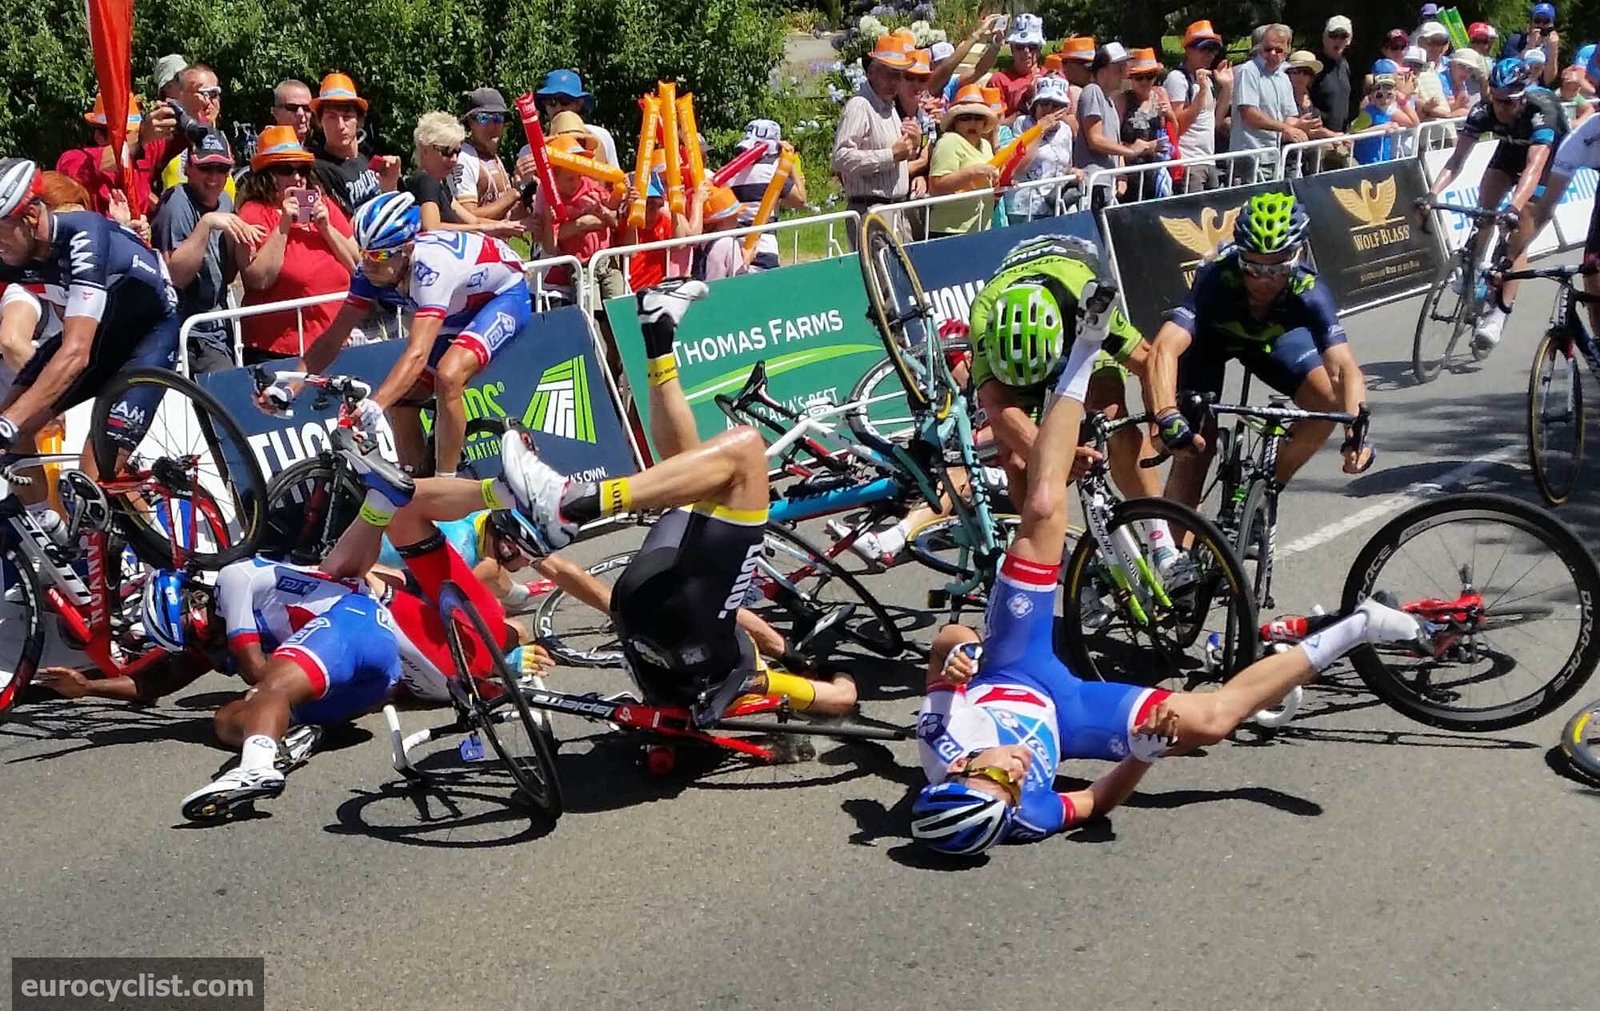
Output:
[1460, 87, 1566, 148]
[967, 242, 1143, 410]
[917, 554, 1168, 843]
[1551, 110, 1600, 178]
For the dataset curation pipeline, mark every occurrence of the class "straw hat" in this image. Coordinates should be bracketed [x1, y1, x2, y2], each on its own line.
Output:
[941, 84, 999, 131]
[1287, 50, 1325, 74]
[547, 110, 600, 153]
[907, 49, 933, 76]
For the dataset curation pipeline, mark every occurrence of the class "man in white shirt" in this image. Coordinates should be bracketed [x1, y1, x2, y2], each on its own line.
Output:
[1230, 23, 1306, 180]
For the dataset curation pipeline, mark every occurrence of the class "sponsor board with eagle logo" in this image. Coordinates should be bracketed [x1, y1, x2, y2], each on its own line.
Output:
[1329, 175, 1410, 252]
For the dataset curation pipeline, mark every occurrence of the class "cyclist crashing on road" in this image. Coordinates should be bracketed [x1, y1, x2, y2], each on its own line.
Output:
[1147, 192, 1374, 515]
[1417, 57, 1569, 350]
[274, 190, 533, 478]
[908, 349, 1427, 857]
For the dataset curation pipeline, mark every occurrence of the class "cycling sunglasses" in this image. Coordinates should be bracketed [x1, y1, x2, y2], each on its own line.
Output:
[962, 764, 1022, 805]
[469, 111, 509, 124]
[363, 246, 408, 264]
[1240, 253, 1299, 278]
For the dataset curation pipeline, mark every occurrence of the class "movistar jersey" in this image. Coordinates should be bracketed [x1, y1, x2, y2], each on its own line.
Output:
[1168, 249, 1348, 354]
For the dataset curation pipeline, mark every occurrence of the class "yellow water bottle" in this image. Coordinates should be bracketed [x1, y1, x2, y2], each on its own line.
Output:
[35, 417, 65, 514]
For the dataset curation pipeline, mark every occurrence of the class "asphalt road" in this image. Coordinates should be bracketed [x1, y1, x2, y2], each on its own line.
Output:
[6, 269, 1600, 1011]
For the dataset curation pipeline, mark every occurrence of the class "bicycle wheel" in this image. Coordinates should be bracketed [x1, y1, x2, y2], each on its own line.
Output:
[1558, 698, 1600, 783]
[1061, 498, 1259, 685]
[1235, 480, 1276, 610]
[0, 540, 44, 716]
[439, 580, 563, 816]
[753, 524, 904, 658]
[91, 367, 267, 570]
[259, 457, 363, 565]
[847, 340, 972, 447]
[1411, 263, 1472, 384]
[534, 551, 633, 667]
[1340, 493, 1600, 732]
[1527, 331, 1585, 506]
[906, 513, 1022, 578]
[857, 212, 941, 413]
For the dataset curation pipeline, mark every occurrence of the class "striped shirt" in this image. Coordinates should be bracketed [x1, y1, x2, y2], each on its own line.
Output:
[831, 83, 909, 201]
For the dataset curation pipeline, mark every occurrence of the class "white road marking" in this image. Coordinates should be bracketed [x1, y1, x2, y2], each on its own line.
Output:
[1278, 445, 1524, 558]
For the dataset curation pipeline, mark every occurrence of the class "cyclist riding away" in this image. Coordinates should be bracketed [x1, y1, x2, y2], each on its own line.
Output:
[287, 190, 532, 478]
[908, 346, 1426, 857]
[0, 157, 180, 464]
[1148, 192, 1374, 515]
[1417, 58, 1569, 349]
[1525, 49, 1600, 334]
[499, 279, 860, 725]
[966, 234, 1181, 575]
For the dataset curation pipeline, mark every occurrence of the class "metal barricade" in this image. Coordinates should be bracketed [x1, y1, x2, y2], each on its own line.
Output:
[1083, 148, 1273, 206]
[867, 174, 1087, 242]
[1278, 119, 1464, 178]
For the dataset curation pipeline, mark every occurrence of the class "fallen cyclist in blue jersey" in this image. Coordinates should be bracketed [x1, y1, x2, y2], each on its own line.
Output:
[908, 346, 1428, 857]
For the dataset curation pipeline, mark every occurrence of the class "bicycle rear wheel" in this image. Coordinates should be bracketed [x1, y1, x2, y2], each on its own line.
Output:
[0, 540, 44, 716]
[259, 457, 363, 565]
[1340, 493, 1600, 732]
[1527, 331, 1585, 506]
[1061, 498, 1259, 685]
[847, 340, 972, 447]
[858, 212, 942, 414]
[1412, 264, 1472, 384]
[440, 581, 563, 816]
[90, 367, 266, 570]
[906, 512, 1022, 579]
[754, 524, 904, 658]
[1235, 481, 1276, 610]
[534, 551, 633, 667]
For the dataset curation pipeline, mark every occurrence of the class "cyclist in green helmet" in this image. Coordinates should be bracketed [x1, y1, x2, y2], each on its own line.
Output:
[1147, 191, 1373, 514]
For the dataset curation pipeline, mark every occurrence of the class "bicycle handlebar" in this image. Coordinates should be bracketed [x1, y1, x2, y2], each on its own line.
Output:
[1498, 262, 1600, 284]
[1135, 393, 1369, 469]
[251, 367, 373, 417]
[1416, 199, 1508, 225]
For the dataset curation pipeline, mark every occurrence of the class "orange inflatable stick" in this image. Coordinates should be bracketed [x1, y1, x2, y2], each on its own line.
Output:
[658, 82, 684, 215]
[515, 92, 566, 222]
[742, 149, 796, 255]
[677, 93, 705, 188]
[628, 95, 661, 230]
[988, 122, 1045, 169]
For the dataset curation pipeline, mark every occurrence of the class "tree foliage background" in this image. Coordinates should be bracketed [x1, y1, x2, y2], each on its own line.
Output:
[0, 0, 785, 166]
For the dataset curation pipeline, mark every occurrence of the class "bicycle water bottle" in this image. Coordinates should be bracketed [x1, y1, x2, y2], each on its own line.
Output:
[1259, 605, 1335, 643]
[28, 506, 71, 549]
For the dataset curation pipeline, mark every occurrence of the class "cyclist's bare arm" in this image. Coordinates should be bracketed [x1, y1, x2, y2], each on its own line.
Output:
[1066, 755, 1156, 822]
[1146, 320, 1193, 417]
[229, 640, 272, 687]
[370, 315, 444, 411]
[298, 301, 365, 376]
[1509, 144, 1554, 212]
[1426, 133, 1479, 195]
[978, 380, 1037, 467]
[1, 315, 91, 435]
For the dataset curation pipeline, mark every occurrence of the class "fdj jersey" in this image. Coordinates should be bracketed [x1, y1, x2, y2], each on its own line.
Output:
[1168, 250, 1348, 399]
[214, 557, 371, 652]
[967, 245, 1143, 410]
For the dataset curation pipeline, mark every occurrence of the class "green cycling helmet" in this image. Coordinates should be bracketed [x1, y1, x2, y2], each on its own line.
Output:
[1233, 191, 1310, 255]
[985, 278, 1064, 387]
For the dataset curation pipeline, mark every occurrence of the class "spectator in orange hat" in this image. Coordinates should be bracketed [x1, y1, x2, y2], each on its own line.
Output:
[698, 185, 754, 281]
[899, 48, 939, 197]
[832, 34, 921, 228]
[1166, 21, 1232, 191]
[55, 94, 161, 216]
[927, 85, 998, 237]
[309, 72, 402, 215]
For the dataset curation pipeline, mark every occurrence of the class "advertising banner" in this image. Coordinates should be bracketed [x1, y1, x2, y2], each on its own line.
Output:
[1420, 140, 1560, 257]
[1551, 166, 1600, 250]
[606, 255, 883, 448]
[1289, 159, 1441, 310]
[198, 304, 637, 485]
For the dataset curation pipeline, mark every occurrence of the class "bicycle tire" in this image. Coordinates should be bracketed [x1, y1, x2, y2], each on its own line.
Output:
[534, 551, 633, 667]
[1340, 492, 1600, 732]
[0, 539, 44, 716]
[857, 212, 941, 414]
[1235, 480, 1275, 610]
[1061, 497, 1259, 684]
[1558, 698, 1600, 783]
[440, 581, 563, 817]
[1527, 331, 1585, 506]
[756, 524, 905, 658]
[906, 512, 1022, 579]
[1411, 264, 1471, 384]
[90, 367, 267, 570]
[258, 457, 358, 565]
[847, 342, 971, 447]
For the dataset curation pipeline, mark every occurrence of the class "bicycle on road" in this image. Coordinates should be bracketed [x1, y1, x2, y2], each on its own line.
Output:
[1504, 262, 1600, 505]
[1412, 200, 1515, 384]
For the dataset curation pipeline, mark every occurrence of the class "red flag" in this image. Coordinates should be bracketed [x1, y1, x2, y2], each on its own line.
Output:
[84, 0, 140, 214]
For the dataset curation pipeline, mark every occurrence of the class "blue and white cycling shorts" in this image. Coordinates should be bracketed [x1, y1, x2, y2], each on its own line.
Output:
[423, 287, 531, 384]
[278, 592, 403, 725]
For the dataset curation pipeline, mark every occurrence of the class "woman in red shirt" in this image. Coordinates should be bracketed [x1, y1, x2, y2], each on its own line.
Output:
[231, 125, 359, 364]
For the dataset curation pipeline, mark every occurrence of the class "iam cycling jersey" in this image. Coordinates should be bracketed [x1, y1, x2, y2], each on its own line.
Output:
[345, 231, 531, 371]
[967, 238, 1143, 412]
[916, 554, 1169, 843]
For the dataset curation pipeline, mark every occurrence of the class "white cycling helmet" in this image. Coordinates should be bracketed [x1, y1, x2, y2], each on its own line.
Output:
[910, 780, 1015, 855]
[0, 158, 41, 219]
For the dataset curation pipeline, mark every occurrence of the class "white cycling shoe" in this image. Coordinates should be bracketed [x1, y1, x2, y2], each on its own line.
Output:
[500, 429, 577, 554]
[181, 765, 285, 823]
[1354, 593, 1429, 647]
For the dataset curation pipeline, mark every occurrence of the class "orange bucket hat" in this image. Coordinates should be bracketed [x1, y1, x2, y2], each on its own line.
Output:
[311, 72, 369, 114]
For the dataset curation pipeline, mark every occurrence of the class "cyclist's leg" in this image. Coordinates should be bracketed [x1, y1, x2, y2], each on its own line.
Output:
[1473, 167, 1514, 262]
[1161, 342, 1223, 510]
[388, 401, 429, 475]
[754, 664, 858, 716]
[1498, 168, 1554, 313]
[1246, 330, 1337, 485]
[433, 288, 529, 477]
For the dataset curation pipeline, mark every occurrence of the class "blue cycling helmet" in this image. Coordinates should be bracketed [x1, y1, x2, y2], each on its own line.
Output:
[910, 780, 1015, 855]
[352, 191, 421, 252]
[141, 570, 186, 653]
[1489, 57, 1532, 95]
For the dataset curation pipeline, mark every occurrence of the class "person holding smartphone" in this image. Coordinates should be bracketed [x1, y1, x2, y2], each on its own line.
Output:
[1505, 2, 1561, 86]
[1166, 21, 1233, 192]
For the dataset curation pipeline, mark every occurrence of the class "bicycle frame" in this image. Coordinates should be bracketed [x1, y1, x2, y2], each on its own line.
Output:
[1077, 415, 1173, 625]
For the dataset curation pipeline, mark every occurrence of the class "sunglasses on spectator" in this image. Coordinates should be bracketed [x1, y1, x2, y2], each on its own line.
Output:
[431, 144, 462, 157]
[276, 102, 311, 114]
[1130, 72, 1159, 81]
[1013, 43, 1041, 51]
[194, 86, 222, 100]
[268, 165, 307, 178]
[469, 112, 509, 124]
[1326, 29, 1351, 39]
[955, 114, 988, 124]
[192, 163, 232, 175]
[364, 246, 408, 264]
[1240, 254, 1299, 278]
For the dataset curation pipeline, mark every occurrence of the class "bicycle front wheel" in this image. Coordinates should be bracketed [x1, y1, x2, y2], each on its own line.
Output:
[260, 457, 362, 565]
[858, 212, 942, 413]
[1412, 264, 1472, 384]
[1527, 331, 1585, 506]
[440, 581, 563, 817]
[1061, 498, 1259, 685]
[1235, 480, 1276, 610]
[91, 367, 267, 569]
[753, 524, 904, 658]
[1340, 493, 1600, 732]
[1558, 698, 1600, 783]
[534, 551, 633, 667]
[0, 540, 44, 716]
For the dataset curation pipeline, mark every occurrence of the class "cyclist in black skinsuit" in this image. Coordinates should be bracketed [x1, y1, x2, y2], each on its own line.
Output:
[0, 158, 180, 460]
[1417, 58, 1569, 350]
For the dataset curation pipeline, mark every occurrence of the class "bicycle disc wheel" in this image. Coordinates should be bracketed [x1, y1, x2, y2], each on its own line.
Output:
[1235, 481, 1276, 610]
[534, 551, 633, 667]
[440, 581, 563, 816]
[1558, 698, 1600, 783]
[857, 212, 940, 413]
[0, 540, 44, 716]
[1527, 331, 1585, 506]
[753, 524, 904, 658]
[259, 457, 362, 565]
[1061, 498, 1259, 685]
[1340, 493, 1600, 732]
[1412, 265, 1471, 384]
[91, 367, 266, 570]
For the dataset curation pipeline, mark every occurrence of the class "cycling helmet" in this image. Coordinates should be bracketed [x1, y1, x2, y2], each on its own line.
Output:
[141, 570, 187, 652]
[910, 780, 1015, 855]
[998, 233, 1104, 277]
[352, 190, 421, 251]
[1489, 57, 1531, 95]
[985, 278, 1064, 387]
[1233, 192, 1310, 255]
[0, 158, 41, 219]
